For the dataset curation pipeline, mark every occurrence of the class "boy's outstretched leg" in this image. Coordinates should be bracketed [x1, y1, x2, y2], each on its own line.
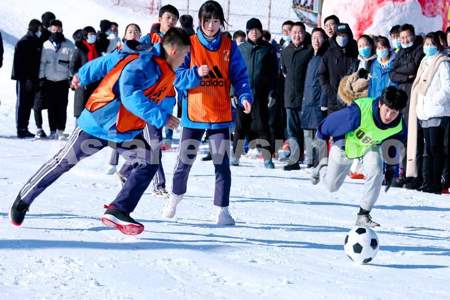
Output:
[10, 128, 107, 226]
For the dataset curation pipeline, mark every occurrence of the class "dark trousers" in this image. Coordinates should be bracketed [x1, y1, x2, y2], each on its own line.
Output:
[15, 80, 37, 132]
[119, 125, 166, 189]
[286, 107, 304, 165]
[423, 119, 448, 189]
[172, 127, 231, 207]
[233, 108, 272, 161]
[18, 127, 158, 213]
[46, 80, 69, 132]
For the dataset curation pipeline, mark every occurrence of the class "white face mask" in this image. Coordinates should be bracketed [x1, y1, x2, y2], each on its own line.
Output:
[108, 32, 117, 40]
[35, 31, 42, 38]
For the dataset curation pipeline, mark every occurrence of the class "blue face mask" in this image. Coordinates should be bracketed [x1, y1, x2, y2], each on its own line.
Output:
[376, 48, 389, 59]
[401, 41, 413, 49]
[282, 35, 291, 42]
[358, 47, 372, 58]
[423, 45, 439, 57]
[391, 39, 401, 49]
[87, 35, 97, 44]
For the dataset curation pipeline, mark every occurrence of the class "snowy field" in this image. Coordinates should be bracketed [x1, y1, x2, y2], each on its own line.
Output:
[1, 1, 450, 299]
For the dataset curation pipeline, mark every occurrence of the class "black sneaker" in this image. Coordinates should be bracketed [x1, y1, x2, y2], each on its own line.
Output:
[17, 130, 35, 139]
[201, 152, 212, 161]
[101, 207, 144, 235]
[283, 163, 300, 171]
[35, 129, 47, 139]
[9, 195, 30, 226]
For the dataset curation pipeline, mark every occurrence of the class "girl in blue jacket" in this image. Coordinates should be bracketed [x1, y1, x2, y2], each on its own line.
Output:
[162, 0, 253, 225]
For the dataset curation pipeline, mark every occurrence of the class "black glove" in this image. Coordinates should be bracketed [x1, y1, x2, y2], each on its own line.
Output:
[384, 165, 396, 192]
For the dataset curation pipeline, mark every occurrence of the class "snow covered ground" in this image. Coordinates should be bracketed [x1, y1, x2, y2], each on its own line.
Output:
[1, 1, 450, 299]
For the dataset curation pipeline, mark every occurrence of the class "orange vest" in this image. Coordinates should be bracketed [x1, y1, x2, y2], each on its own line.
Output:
[85, 55, 175, 133]
[188, 34, 232, 123]
[150, 32, 161, 44]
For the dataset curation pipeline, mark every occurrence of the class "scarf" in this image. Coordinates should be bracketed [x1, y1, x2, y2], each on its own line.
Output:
[82, 40, 99, 61]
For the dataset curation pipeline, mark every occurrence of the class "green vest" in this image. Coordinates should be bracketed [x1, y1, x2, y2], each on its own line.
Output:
[345, 98, 402, 159]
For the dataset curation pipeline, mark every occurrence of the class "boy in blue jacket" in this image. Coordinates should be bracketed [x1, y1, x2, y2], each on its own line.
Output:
[312, 86, 407, 227]
[9, 28, 190, 235]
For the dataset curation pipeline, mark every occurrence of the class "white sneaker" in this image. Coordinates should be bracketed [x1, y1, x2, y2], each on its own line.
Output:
[216, 207, 235, 226]
[57, 130, 68, 140]
[106, 165, 117, 175]
[162, 193, 183, 218]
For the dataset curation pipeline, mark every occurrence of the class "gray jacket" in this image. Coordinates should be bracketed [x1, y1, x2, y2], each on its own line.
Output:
[39, 39, 75, 81]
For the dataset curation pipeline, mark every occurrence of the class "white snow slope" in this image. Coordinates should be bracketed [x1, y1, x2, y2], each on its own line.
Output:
[1, 1, 450, 300]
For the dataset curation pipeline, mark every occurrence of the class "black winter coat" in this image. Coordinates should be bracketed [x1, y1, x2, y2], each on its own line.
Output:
[318, 42, 358, 113]
[389, 41, 424, 99]
[281, 43, 313, 108]
[70, 41, 100, 117]
[239, 39, 278, 132]
[11, 31, 42, 80]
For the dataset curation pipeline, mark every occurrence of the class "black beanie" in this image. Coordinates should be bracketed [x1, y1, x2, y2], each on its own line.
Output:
[246, 18, 263, 33]
[100, 19, 112, 33]
[41, 11, 56, 28]
[28, 19, 42, 33]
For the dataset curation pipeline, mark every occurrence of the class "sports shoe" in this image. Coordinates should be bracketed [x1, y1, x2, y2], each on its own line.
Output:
[47, 131, 57, 140]
[230, 155, 239, 166]
[161, 193, 183, 218]
[101, 207, 144, 235]
[355, 213, 380, 228]
[283, 162, 300, 171]
[17, 129, 35, 139]
[9, 195, 30, 226]
[35, 128, 47, 139]
[106, 165, 117, 175]
[216, 207, 235, 225]
[201, 152, 212, 161]
[57, 130, 69, 141]
[264, 159, 275, 169]
[152, 186, 169, 197]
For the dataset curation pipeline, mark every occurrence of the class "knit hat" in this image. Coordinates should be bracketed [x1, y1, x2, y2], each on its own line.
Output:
[246, 18, 263, 33]
[28, 19, 42, 33]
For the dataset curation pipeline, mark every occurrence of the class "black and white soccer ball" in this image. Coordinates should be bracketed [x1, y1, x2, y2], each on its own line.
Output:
[344, 226, 379, 264]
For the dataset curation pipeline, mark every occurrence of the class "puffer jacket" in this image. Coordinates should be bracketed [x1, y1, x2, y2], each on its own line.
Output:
[39, 39, 75, 81]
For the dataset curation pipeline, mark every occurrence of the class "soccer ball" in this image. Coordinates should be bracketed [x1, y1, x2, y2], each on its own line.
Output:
[344, 226, 379, 264]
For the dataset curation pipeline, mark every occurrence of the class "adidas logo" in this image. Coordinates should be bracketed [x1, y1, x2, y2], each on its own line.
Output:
[201, 65, 225, 87]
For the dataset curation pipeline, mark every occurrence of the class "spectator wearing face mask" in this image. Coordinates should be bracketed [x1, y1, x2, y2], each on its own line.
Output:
[318, 23, 358, 114]
[37, 19, 74, 140]
[106, 22, 122, 53]
[40, 11, 56, 43]
[70, 26, 100, 120]
[11, 19, 43, 138]
[97, 19, 112, 54]
[389, 25, 401, 53]
[407, 32, 450, 194]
